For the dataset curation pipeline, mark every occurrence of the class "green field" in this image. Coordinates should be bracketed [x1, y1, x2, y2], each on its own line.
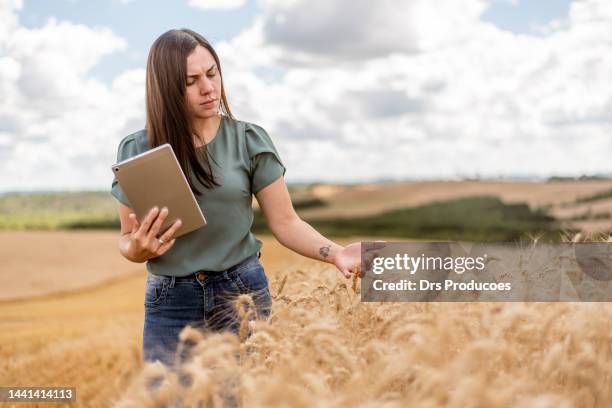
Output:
[252, 196, 564, 242]
[0, 191, 118, 230]
[0, 185, 322, 230]
[0, 191, 565, 241]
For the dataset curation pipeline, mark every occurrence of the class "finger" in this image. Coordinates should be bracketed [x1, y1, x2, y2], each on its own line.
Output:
[147, 207, 169, 241]
[341, 268, 351, 279]
[159, 218, 183, 242]
[156, 238, 176, 256]
[129, 213, 140, 234]
[139, 206, 160, 235]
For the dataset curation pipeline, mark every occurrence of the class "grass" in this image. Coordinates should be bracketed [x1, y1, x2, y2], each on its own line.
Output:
[1, 191, 565, 241]
[567, 210, 612, 221]
[253, 196, 564, 241]
[0, 191, 117, 229]
[575, 188, 612, 204]
[292, 197, 327, 210]
[548, 175, 612, 181]
[0, 190, 327, 230]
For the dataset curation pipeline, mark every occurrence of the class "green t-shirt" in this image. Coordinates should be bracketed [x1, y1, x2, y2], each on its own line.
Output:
[110, 115, 286, 276]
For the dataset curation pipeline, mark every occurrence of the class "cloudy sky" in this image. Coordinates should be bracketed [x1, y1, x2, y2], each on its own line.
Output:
[1, 0, 610, 192]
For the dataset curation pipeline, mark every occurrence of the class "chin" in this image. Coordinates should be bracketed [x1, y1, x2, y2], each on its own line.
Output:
[201, 105, 218, 113]
[194, 108, 217, 117]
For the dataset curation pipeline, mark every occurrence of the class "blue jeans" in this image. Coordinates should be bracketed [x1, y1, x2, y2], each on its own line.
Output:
[142, 252, 272, 367]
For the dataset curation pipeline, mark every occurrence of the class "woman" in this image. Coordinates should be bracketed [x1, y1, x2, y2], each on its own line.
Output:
[110, 28, 366, 368]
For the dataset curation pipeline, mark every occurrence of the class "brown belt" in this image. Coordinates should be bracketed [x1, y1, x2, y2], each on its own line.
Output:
[172, 251, 261, 282]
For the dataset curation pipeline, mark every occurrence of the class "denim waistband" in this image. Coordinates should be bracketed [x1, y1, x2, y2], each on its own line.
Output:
[170, 251, 261, 283]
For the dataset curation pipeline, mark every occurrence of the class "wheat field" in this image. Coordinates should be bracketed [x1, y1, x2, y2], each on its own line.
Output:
[1, 232, 611, 407]
[116, 269, 612, 408]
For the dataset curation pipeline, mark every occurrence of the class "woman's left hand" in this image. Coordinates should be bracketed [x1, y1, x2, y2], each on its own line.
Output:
[334, 241, 386, 279]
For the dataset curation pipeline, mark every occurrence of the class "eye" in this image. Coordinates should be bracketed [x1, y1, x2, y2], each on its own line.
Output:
[207, 71, 216, 77]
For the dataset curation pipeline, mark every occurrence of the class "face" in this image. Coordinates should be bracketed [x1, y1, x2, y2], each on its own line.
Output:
[185, 44, 222, 119]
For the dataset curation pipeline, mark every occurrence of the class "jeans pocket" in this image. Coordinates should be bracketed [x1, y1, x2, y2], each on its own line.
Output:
[235, 264, 269, 293]
[234, 265, 272, 319]
[144, 274, 169, 307]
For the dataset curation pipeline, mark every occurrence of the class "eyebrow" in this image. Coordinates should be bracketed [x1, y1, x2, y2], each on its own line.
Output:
[187, 64, 217, 78]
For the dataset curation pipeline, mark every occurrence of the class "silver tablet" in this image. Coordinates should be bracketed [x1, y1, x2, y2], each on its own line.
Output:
[111, 143, 207, 238]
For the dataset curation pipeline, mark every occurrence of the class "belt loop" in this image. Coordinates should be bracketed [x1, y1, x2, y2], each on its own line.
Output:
[169, 276, 175, 288]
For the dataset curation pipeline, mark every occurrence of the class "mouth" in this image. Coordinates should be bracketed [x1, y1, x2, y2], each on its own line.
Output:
[200, 99, 217, 106]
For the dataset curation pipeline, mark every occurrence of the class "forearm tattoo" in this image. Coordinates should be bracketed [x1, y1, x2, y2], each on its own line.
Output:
[319, 245, 331, 259]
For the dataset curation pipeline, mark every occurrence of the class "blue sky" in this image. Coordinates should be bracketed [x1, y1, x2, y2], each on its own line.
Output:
[482, 0, 571, 33]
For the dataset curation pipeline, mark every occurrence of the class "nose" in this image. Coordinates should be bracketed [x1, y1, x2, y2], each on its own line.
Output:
[199, 77, 214, 95]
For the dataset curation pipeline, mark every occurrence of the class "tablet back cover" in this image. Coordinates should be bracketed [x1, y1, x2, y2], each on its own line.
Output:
[111, 144, 206, 238]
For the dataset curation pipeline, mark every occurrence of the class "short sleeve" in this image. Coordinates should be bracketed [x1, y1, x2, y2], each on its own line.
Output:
[245, 123, 287, 194]
[110, 137, 139, 207]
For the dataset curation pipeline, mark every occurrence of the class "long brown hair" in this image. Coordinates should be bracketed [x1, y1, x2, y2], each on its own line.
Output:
[145, 28, 235, 195]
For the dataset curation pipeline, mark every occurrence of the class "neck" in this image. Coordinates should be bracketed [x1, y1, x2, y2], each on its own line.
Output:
[192, 114, 221, 145]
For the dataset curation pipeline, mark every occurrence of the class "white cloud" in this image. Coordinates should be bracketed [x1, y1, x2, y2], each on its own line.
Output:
[0, 2, 145, 191]
[0, 0, 21, 48]
[258, 0, 488, 63]
[187, 0, 246, 11]
[213, 0, 612, 182]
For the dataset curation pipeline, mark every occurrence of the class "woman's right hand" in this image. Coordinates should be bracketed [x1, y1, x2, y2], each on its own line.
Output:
[125, 206, 182, 262]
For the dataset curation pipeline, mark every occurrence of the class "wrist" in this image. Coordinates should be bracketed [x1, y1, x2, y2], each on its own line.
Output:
[319, 243, 344, 264]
